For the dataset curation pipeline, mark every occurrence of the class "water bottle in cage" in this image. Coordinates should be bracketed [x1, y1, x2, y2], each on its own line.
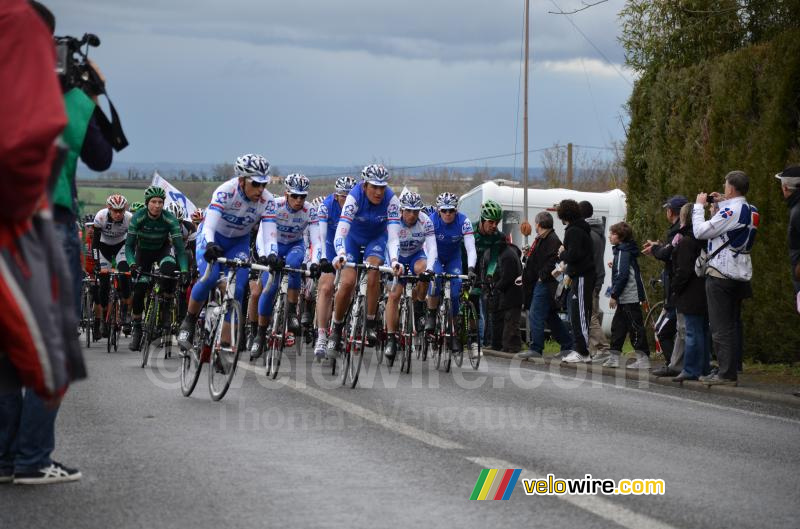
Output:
[205, 301, 219, 333]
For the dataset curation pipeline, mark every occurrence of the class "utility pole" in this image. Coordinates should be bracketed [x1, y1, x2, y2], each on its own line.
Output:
[522, 0, 530, 244]
[567, 142, 573, 188]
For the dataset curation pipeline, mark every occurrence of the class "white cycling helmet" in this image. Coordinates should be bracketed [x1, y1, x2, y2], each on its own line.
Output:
[399, 191, 423, 211]
[361, 164, 390, 186]
[436, 192, 459, 210]
[106, 193, 128, 210]
[284, 173, 310, 195]
[165, 201, 186, 220]
[334, 176, 357, 194]
[235, 153, 271, 182]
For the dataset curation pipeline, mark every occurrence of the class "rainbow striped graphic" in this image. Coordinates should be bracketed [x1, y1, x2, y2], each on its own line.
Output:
[470, 469, 522, 500]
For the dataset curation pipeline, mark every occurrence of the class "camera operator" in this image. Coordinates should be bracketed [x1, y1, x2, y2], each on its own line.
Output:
[0, 0, 86, 485]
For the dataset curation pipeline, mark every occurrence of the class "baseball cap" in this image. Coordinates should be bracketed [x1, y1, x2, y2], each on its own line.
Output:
[662, 195, 688, 211]
[775, 165, 800, 186]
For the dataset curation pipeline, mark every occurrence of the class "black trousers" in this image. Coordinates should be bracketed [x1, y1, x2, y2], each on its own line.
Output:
[610, 302, 649, 353]
[568, 275, 595, 356]
[706, 276, 749, 380]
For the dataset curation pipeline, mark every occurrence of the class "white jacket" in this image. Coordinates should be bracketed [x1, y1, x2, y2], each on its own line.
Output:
[692, 196, 753, 281]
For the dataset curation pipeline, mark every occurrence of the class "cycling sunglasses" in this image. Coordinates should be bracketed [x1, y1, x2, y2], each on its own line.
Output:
[289, 193, 306, 200]
[248, 179, 267, 188]
[439, 208, 456, 214]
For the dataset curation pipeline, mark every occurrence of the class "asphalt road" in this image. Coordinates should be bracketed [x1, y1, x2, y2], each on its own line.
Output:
[2, 334, 799, 529]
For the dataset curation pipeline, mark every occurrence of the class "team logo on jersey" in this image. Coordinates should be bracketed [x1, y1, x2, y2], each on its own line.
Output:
[388, 204, 400, 218]
[234, 201, 242, 208]
[343, 204, 356, 218]
[719, 208, 734, 219]
[216, 191, 230, 203]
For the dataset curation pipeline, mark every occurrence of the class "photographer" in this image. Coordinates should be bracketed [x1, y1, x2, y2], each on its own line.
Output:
[693, 170, 757, 386]
[0, 0, 85, 485]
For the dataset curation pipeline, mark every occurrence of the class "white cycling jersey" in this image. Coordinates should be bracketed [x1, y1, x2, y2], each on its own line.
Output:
[255, 197, 320, 263]
[398, 211, 438, 265]
[93, 209, 133, 245]
[203, 177, 276, 244]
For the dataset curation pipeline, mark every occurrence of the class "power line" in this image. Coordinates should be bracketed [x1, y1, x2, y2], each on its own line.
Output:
[548, 0, 633, 87]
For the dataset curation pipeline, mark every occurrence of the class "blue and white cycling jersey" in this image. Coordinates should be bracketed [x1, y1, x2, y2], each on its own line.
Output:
[202, 177, 277, 253]
[256, 197, 320, 264]
[318, 193, 342, 245]
[334, 183, 401, 262]
[431, 210, 477, 268]
[398, 211, 437, 263]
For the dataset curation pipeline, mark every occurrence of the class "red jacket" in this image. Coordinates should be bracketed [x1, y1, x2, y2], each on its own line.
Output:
[0, 0, 67, 222]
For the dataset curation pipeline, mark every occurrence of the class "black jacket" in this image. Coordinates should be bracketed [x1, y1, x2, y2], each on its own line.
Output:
[649, 220, 681, 308]
[490, 241, 523, 311]
[787, 190, 800, 270]
[522, 229, 561, 304]
[560, 218, 594, 279]
[671, 226, 707, 315]
[586, 217, 606, 287]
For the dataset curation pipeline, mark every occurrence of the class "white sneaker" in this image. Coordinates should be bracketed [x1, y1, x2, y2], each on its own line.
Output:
[591, 352, 611, 364]
[562, 351, 590, 363]
[602, 353, 620, 368]
[626, 351, 651, 369]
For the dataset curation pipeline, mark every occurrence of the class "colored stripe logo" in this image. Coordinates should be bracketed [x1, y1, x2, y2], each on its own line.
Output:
[470, 469, 521, 500]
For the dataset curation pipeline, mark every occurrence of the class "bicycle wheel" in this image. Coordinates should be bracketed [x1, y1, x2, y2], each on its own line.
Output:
[140, 297, 159, 368]
[266, 293, 286, 379]
[442, 300, 453, 373]
[208, 299, 243, 401]
[82, 285, 92, 348]
[106, 288, 118, 354]
[400, 301, 412, 375]
[644, 301, 665, 359]
[180, 315, 205, 397]
[463, 300, 481, 370]
[348, 296, 367, 388]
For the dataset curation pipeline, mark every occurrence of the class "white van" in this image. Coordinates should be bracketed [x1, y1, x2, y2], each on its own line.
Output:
[458, 180, 627, 335]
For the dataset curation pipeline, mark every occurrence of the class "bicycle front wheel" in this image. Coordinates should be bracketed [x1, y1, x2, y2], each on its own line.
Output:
[180, 316, 205, 397]
[463, 300, 481, 370]
[400, 301, 412, 375]
[140, 297, 159, 368]
[267, 296, 286, 380]
[208, 299, 243, 401]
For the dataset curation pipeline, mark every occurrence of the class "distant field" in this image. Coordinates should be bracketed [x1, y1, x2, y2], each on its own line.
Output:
[78, 185, 147, 213]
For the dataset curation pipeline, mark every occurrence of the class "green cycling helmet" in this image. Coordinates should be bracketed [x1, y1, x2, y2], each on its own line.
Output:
[480, 199, 503, 221]
[129, 201, 144, 213]
[144, 185, 166, 204]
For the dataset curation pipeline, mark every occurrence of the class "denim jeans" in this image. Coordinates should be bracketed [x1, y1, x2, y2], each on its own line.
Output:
[529, 281, 573, 353]
[682, 313, 710, 378]
[0, 389, 59, 473]
[53, 220, 83, 320]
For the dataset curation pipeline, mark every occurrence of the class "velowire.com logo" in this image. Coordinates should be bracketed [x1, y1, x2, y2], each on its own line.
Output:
[469, 469, 522, 501]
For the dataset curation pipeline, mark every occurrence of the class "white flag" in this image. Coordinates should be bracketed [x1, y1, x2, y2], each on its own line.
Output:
[151, 171, 197, 217]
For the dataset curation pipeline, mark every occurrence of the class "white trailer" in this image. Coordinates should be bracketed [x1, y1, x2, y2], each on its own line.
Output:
[458, 180, 627, 335]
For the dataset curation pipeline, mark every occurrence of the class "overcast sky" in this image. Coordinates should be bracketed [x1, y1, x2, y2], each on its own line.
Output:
[53, 0, 634, 169]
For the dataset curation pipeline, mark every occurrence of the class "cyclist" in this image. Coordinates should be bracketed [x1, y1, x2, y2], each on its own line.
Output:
[313, 176, 356, 359]
[383, 191, 436, 361]
[177, 154, 277, 350]
[471, 199, 508, 346]
[126, 186, 189, 351]
[426, 192, 477, 351]
[326, 164, 402, 359]
[250, 174, 320, 358]
[190, 207, 205, 227]
[166, 201, 197, 321]
[129, 201, 144, 214]
[92, 194, 133, 337]
[82, 217, 100, 338]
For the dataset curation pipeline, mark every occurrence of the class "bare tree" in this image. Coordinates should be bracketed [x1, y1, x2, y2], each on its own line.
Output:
[540, 143, 567, 187]
[211, 163, 235, 181]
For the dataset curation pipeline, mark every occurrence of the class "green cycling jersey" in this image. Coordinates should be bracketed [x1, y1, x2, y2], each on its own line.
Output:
[125, 209, 188, 272]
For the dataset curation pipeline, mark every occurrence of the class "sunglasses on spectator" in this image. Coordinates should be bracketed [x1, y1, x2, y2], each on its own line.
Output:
[248, 180, 267, 188]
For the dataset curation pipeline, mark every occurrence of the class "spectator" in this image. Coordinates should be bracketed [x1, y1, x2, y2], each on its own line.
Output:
[603, 222, 650, 369]
[643, 195, 687, 377]
[774, 166, 800, 297]
[487, 239, 523, 353]
[0, 0, 85, 485]
[579, 200, 610, 362]
[517, 212, 573, 359]
[694, 170, 757, 386]
[670, 203, 710, 382]
[556, 199, 595, 363]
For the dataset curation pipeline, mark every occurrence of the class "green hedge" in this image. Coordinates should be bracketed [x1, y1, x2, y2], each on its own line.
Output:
[625, 30, 800, 363]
